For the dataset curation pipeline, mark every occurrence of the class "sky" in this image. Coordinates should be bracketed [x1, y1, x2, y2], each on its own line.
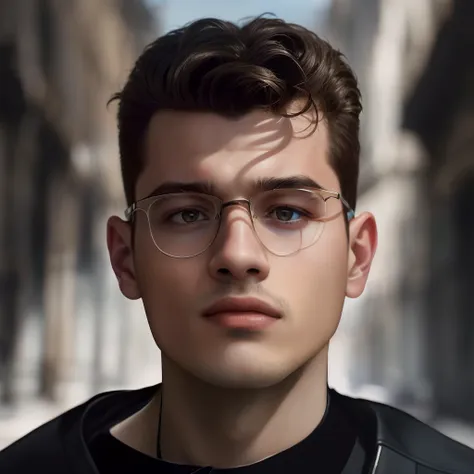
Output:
[146, 0, 330, 32]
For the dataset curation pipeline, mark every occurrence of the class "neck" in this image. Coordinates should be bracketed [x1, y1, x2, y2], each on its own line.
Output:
[157, 350, 329, 468]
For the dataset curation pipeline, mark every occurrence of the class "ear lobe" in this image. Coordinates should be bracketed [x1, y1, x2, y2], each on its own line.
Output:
[346, 212, 378, 299]
[107, 216, 141, 300]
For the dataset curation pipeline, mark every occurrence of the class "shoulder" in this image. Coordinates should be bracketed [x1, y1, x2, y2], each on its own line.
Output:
[0, 385, 157, 473]
[0, 399, 89, 473]
[333, 389, 474, 474]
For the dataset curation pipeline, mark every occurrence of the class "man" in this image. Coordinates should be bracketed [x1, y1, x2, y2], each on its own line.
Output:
[1, 16, 473, 474]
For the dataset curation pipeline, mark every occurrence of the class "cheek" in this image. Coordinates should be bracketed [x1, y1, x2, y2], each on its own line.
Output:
[136, 257, 203, 311]
[134, 223, 203, 296]
[282, 256, 346, 307]
[310, 227, 348, 299]
[273, 226, 348, 323]
[133, 234, 207, 341]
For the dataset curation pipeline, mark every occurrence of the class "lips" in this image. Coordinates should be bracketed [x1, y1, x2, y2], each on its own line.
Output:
[203, 297, 282, 319]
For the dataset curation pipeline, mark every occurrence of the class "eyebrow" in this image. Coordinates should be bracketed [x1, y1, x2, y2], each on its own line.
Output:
[255, 176, 324, 192]
[143, 181, 217, 199]
[141, 175, 324, 201]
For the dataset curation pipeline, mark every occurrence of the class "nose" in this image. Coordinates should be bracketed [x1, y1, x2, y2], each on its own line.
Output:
[208, 205, 270, 283]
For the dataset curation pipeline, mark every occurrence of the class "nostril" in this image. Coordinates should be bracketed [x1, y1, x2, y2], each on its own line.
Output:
[217, 267, 260, 276]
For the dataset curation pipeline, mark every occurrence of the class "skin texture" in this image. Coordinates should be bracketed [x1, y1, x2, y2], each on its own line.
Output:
[107, 108, 378, 467]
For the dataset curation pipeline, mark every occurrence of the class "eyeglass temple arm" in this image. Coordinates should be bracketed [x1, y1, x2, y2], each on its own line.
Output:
[125, 203, 136, 221]
[338, 195, 355, 221]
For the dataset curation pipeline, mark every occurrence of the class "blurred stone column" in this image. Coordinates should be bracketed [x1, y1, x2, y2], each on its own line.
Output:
[0, 109, 38, 404]
[0, 123, 17, 405]
[40, 171, 80, 401]
[91, 202, 107, 394]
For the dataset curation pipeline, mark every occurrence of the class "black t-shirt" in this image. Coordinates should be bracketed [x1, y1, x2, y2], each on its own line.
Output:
[89, 391, 367, 474]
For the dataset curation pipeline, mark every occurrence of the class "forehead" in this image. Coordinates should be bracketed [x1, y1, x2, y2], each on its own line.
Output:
[137, 109, 338, 199]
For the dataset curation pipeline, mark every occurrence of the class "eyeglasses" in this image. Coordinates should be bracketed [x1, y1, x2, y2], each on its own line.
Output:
[125, 188, 355, 259]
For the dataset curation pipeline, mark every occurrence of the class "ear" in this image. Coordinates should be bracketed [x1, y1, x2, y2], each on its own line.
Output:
[346, 212, 378, 299]
[107, 216, 141, 300]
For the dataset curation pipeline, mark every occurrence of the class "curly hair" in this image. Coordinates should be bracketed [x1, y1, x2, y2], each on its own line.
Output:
[110, 16, 362, 210]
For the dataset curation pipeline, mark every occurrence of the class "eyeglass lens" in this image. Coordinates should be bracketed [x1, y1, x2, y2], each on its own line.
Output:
[143, 190, 331, 258]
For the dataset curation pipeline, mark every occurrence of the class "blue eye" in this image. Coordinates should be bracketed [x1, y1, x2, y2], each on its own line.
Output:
[272, 207, 303, 222]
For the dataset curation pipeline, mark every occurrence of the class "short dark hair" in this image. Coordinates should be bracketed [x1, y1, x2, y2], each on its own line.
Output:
[110, 16, 362, 210]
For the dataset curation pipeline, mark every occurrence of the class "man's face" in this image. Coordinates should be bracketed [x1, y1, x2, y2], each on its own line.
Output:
[109, 109, 375, 389]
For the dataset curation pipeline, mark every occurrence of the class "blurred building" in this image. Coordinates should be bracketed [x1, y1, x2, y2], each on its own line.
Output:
[0, 0, 159, 405]
[328, 0, 474, 422]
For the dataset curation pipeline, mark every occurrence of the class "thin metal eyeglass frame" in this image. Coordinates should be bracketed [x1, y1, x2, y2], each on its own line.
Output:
[124, 188, 355, 258]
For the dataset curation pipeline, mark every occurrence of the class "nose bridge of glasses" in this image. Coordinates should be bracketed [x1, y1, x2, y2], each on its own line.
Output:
[217, 199, 259, 241]
[220, 199, 252, 217]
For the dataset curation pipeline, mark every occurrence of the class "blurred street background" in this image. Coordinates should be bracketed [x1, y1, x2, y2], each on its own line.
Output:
[1, 0, 473, 450]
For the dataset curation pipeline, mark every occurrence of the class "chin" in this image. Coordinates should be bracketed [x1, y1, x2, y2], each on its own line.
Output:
[183, 349, 301, 389]
[161, 337, 324, 390]
[196, 367, 292, 389]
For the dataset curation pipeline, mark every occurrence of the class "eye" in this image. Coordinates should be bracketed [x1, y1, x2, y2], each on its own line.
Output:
[269, 207, 305, 222]
[170, 209, 207, 224]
